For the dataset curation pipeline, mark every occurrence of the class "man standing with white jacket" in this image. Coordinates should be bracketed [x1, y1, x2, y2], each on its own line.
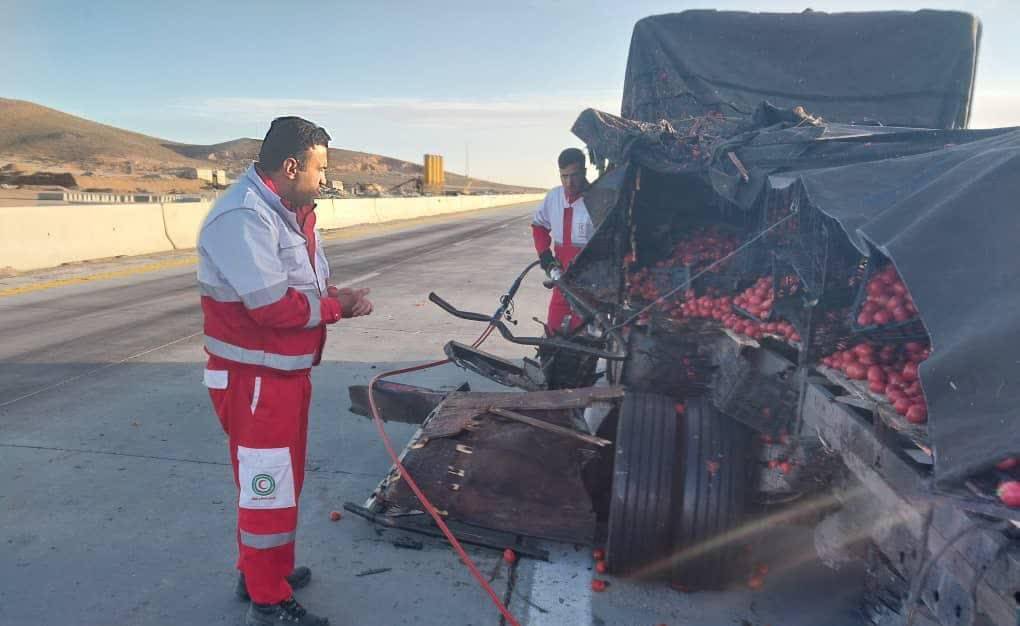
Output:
[198, 117, 372, 626]
[531, 148, 593, 335]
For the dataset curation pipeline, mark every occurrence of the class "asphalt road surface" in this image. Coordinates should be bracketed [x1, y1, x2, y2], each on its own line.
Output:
[0, 202, 867, 626]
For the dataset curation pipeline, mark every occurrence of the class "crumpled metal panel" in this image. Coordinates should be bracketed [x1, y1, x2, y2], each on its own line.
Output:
[380, 388, 623, 543]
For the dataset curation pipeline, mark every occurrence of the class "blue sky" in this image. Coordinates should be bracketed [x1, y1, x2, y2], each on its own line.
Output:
[3, 0, 1017, 187]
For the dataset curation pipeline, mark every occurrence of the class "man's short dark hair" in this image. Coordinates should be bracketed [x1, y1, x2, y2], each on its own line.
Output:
[258, 116, 331, 171]
[558, 147, 585, 170]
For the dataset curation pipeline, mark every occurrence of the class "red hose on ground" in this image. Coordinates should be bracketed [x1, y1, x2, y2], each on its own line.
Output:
[367, 324, 523, 626]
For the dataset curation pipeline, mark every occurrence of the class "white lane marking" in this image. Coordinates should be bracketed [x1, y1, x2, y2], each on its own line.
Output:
[334, 271, 381, 288]
[0, 332, 202, 409]
[522, 551, 593, 625]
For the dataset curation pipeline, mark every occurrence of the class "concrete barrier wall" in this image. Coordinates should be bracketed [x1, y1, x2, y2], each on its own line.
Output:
[0, 203, 174, 271]
[160, 202, 213, 250]
[0, 193, 544, 271]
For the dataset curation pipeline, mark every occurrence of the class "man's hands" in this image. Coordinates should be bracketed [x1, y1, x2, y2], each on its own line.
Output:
[538, 249, 562, 279]
[327, 286, 374, 318]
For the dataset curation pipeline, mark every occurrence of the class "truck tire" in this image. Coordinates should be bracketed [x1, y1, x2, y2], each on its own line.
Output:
[671, 396, 755, 590]
[606, 392, 681, 578]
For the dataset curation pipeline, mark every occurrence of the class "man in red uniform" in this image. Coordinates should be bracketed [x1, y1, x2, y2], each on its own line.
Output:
[532, 148, 593, 335]
[198, 117, 373, 626]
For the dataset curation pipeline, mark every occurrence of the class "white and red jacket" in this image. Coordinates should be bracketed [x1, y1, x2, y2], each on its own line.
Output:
[531, 186, 593, 268]
[198, 165, 342, 375]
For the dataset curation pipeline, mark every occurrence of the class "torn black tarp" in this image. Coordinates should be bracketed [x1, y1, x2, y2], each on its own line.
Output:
[621, 10, 980, 129]
[573, 106, 1010, 211]
[778, 131, 1020, 485]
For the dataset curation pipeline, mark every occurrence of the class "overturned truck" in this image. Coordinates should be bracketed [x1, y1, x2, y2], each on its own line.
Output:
[346, 10, 1020, 626]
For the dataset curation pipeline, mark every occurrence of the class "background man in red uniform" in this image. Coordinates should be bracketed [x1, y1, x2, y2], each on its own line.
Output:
[531, 148, 593, 335]
[198, 117, 372, 626]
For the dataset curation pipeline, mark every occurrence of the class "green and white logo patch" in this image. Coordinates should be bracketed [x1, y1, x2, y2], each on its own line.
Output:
[251, 473, 276, 496]
[237, 446, 296, 510]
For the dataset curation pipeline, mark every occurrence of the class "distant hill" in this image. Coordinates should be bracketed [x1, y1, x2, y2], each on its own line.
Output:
[168, 137, 419, 177]
[0, 98, 204, 169]
[0, 98, 541, 194]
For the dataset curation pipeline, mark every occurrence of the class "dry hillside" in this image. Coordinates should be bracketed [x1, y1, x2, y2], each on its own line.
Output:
[0, 98, 541, 194]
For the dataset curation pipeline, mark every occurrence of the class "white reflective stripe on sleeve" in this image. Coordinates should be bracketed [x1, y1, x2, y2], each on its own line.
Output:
[239, 279, 290, 309]
[203, 369, 228, 389]
[199, 281, 241, 302]
[250, 376, 262, 414]
[204, 336, 316, 371]
[237, 446, 296, 510]
[301, 291, 321, 329]
[239, 530, 296, 550]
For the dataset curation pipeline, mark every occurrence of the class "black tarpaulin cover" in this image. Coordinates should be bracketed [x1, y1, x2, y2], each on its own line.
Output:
[785, 131, 1020, 485]
[621, 10, 980, 130]
[574, 106, 1010, 210]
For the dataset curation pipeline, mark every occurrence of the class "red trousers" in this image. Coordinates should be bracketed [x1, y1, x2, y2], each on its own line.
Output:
[547, 286, 584, 336]
[205, 364, 311, 605]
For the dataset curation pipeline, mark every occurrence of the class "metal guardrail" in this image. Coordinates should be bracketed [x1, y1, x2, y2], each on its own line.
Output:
[38, 191, 207, 204]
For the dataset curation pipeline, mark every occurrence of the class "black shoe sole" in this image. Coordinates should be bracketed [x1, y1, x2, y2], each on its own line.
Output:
[237, 567, 312, 602]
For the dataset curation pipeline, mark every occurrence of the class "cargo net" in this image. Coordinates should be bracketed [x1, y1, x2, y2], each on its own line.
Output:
[767, 251, 860, 362]
[619, 195, 870, 360]
[624, 223, 760, 306]
[624, 221, 801, 340]
[761, 188, 863, 301]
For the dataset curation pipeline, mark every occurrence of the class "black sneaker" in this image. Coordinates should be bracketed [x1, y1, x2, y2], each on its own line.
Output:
[244, 597, 329, 626]
[236, 567, 312, 602]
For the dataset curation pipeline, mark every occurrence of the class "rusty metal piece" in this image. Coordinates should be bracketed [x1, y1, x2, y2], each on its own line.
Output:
[422, 386, 625, 440]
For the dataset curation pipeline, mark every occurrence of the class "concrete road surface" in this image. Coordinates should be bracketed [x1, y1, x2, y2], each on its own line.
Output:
[0, 202, 867, 626]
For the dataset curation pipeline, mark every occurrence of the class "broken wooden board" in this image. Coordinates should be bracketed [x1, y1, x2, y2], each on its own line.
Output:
[348, 380, 463, 424]
[816, 365, 930, 449]
[422, 386, 624, 439]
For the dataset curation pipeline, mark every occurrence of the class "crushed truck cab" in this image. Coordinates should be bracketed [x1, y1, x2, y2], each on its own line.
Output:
[343, 9, 1020, 626]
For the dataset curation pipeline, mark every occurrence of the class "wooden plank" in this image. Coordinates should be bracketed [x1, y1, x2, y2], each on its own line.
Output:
[488, 407, 612, 447]
[834, 395, 877, 410]
[817, 366, 869, 400]
[727, 151, 751, 182]
[721, 327, 759, 348]
[816, 366, 930, 446]
[348, 380, 454, 424]
[442, 386, 624, 411]
[422, 386, 623, 440]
